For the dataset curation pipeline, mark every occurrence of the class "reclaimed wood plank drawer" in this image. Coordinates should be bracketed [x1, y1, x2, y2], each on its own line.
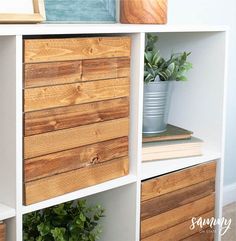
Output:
[23, 36, 131, 205]
[141, 161, 216, 241]
[0, 222, 5, 241]
[24, 36, 131, 63]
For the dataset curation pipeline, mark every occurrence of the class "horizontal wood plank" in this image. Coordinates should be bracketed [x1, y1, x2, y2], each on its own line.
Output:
[24, 117, 129, 159]
[142, 211, 215, 241]
[24, 61, 82, 88]
[24, 57, 130, 88]
[24, 37, 131, 63]
[141, 179, 215, 220]
[141, 194, 215, 239]
[24, 137, 128, 182]
[0, 223, 5, 241]
[82, 57, 130, 81]
[24, 97, 129, 136]
[24, 156, 129, 205]
[182, 228, 214, 241]
[0, 13, 43, 24]
[141, 161, 216, 202]
[24, 77, 130, 112]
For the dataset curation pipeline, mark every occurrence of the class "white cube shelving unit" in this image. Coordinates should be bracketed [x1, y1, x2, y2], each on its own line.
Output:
[0, 24, 228, 241]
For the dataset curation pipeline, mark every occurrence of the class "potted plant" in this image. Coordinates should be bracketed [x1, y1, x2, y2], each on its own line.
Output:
[143, 33, 193, 135]
[23, 200, 105, 241]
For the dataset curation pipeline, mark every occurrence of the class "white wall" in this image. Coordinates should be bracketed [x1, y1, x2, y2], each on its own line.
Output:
[168, 0, 236, 189]
[0, 0, 33, 13]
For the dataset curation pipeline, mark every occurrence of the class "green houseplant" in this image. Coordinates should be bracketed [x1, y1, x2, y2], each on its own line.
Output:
[23, 200, 105, 241]
[143, 34, 192, 135]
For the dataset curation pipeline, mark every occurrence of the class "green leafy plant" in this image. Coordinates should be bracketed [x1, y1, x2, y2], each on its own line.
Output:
[23, 200, 105, 241]
[144, 33, 193, 83]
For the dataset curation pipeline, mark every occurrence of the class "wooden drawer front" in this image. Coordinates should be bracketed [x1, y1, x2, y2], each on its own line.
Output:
[0, 223, 5, 241]
[24, 36, 131, 63]
[23, 36, 130, 205]
[141, 161, 216, 241]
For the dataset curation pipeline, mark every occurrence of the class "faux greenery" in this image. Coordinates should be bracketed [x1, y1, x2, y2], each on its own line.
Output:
[144, 33, 193, 83]
[23, 200, 105, 241]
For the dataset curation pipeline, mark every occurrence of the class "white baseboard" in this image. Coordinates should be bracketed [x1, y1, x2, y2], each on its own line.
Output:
[223, 182, 236, 206]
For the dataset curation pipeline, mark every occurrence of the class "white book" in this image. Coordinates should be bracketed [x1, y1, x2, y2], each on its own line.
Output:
[142, 137, 203, 162]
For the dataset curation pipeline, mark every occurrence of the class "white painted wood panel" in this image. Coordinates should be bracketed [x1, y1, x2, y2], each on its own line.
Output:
[0, 24, 228, 36]
[0, 204, 15, 220]
[0, 0, 33, 14]
[86, 183, 137, 241]
[0, 36, 18, 209]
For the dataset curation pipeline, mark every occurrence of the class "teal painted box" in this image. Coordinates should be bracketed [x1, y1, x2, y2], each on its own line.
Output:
[45, 0, 117, 23]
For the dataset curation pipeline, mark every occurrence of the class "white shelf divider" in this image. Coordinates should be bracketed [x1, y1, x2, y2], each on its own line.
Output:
[0, 24, 228, 36]
[141, 150, 221, 180]
[0, 203, 15, 221]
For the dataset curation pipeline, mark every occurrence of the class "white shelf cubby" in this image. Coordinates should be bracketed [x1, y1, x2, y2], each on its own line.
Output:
[0, 24, 228, 241]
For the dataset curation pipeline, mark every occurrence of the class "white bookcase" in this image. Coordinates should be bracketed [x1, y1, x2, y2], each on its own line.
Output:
[0, 24, 228, 241]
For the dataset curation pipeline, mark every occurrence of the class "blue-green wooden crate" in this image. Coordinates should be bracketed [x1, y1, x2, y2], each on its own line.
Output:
[44, 0, 117, 23]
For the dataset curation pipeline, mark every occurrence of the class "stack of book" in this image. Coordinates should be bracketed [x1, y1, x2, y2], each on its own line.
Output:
[142, 125, 203, 162]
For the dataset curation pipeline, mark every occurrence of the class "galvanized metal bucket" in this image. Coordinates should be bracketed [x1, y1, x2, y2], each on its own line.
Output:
[143, 79, 171, 135]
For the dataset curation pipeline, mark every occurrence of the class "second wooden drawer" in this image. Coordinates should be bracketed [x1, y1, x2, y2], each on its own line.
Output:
[141, 161, 216, 241]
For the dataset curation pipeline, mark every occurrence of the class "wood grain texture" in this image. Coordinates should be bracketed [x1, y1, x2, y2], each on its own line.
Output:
[120, 0, 167, 24]
[182, 228, 214, 241]
[141, 161, 216, 202]
[24, 117, 129, 159]
[24, 61, 82, 88]
[24, 77, 130, 112]
[0, 13, 43, 24]
[24, 156, 129, 205]
[24, 97, 129, 136]
[142, 211, 215, 241]
[24, 58, 130, 88]
[0, 223, 5, 241]
[141, 194, 215, 239]
[24, 137, 129, 182]
[24, 37, 131, 63]
[141, 179, 215, 220]
[82, 57, 130, 81]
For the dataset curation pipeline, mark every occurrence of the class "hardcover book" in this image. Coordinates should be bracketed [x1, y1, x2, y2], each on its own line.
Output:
[142, 137, 203, 162]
